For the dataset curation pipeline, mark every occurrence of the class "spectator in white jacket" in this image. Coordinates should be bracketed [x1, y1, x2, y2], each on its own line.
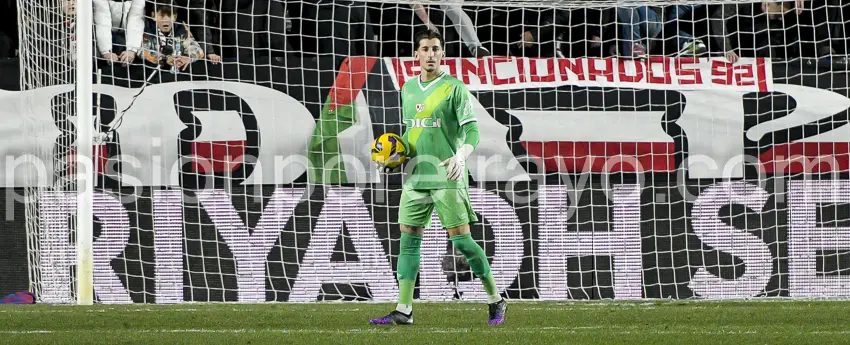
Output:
[93, 0, 145, 65]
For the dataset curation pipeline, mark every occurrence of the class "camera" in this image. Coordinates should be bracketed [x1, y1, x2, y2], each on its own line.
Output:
[159, 45, 174, 69]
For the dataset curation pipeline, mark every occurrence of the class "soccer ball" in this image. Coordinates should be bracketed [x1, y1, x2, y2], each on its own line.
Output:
[371, 133, 408, 169]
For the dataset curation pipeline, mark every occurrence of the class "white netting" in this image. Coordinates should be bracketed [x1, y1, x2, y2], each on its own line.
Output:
[17, 0, 80, 303]
[15, 0, 850, 304]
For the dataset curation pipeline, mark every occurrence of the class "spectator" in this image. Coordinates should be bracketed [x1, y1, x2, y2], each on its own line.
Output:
[63, 0, 76, 60]
[516, 9, 609, 58]
[616, 6, 660, 57]
[711, 1, 835, 63]
[710, 3, 757, 63]
[142, 5, 204, 71]
[411, 2, 490, 57]
[62, 0, 75, 17]
[763, 0, 804, 17]
[516, 9, 569, 58]
[666, 5, 709, 56]
[617, 5, 707, 57]
[93, 0, 145, 65]
[767, 0, 841, 58]
[149, 0, 221, 64]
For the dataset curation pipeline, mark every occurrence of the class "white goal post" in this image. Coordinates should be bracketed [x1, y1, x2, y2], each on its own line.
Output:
[14, 0, 850, 305]
[75, 0, 95, 306]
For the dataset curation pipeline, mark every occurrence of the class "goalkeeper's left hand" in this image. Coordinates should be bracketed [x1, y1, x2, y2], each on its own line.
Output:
[439, 144, 474, 181]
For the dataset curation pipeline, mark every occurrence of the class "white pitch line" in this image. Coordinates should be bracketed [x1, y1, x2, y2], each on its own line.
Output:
[0, 328, 591, 335]
[1, 327, 850, 336]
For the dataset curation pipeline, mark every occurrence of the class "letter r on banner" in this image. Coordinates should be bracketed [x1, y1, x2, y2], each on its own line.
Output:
[37, 191, 133, 304]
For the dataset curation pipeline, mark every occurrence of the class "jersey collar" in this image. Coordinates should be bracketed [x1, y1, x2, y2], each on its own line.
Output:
[417, 72, 446, 92]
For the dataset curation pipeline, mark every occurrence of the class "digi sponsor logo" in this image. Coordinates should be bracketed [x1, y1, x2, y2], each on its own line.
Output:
[407, 118, 442, 128]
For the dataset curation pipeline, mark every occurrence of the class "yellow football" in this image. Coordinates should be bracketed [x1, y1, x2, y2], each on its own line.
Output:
[371, 133, 408, 169]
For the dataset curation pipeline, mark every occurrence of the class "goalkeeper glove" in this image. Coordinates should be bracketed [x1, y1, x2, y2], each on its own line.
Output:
[376, 153, 405, 174]
[377, 164, 397, 174]
[439, 144, 474, 181]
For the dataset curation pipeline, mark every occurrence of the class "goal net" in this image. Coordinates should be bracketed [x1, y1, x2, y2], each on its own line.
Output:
[15, 0, 850, 304]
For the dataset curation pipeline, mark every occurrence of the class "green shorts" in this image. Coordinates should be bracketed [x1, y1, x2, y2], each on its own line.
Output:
[398, 187, 479, 229]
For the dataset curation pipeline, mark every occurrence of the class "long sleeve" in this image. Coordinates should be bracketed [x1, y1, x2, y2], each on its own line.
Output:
[453, 84, 479, 158]
[124, 0, 146, 52]
[710, 4, 737, 53]
[93, 0, 114, 54]
[453, 85, 477, 127]
[461, 122, 480, 149]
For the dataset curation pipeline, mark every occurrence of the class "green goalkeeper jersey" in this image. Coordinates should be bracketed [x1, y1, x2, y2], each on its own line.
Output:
[401, 72, 477, 190]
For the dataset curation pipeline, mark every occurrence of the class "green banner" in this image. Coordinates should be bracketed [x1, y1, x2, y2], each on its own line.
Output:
[307, 57, 377, 184]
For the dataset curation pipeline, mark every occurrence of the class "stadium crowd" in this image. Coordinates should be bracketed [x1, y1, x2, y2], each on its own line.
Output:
[0, 0, 848, 66]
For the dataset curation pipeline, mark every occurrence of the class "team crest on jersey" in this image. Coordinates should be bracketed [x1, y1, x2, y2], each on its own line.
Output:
[416, 103, 425, 112]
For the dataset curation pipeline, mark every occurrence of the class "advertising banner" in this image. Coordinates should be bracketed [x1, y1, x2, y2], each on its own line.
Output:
[0, 56, 848, 302]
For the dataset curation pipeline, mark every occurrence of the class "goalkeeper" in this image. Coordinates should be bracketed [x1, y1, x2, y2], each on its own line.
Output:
[369, 30, 506, 326]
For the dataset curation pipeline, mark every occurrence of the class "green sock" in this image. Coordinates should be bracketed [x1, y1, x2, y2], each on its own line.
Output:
[450, 233, 501, 303]
[396, 232, 422, 313]
[397, 280, 415, 309]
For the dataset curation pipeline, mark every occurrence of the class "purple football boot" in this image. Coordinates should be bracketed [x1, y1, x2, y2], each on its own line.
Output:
[488, 299, 507, 326]
[369, 310, 413, 325]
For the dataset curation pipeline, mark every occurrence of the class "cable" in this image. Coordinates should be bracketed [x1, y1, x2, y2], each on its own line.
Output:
[106, 65, 161, 135]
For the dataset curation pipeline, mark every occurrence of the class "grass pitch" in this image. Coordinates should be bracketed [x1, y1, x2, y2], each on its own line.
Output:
[0, 301, 848, 344]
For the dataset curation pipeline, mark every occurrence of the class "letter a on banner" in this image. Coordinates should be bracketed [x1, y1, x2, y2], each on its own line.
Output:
[289, 187, 397, 302]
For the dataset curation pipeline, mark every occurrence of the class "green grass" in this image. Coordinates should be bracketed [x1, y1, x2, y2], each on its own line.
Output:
[0, 301, 849, 344]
